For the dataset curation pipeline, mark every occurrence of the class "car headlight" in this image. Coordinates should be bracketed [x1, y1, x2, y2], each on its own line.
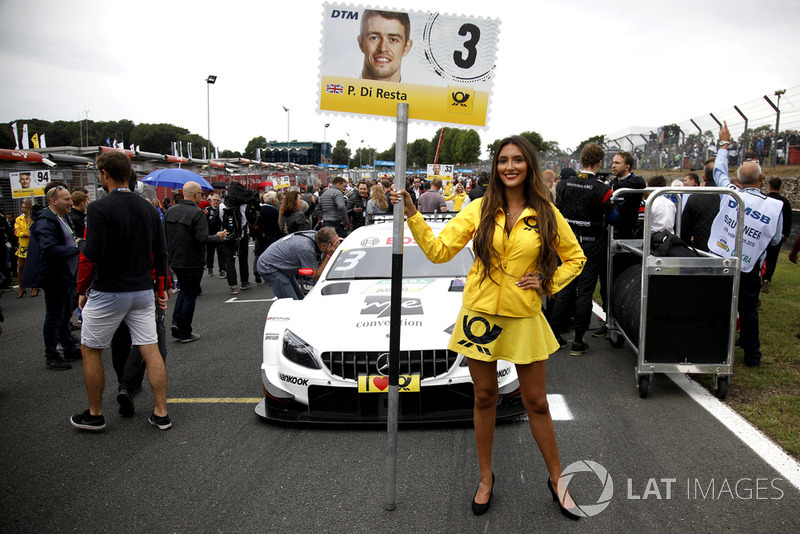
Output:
[282, 329, 321, 370]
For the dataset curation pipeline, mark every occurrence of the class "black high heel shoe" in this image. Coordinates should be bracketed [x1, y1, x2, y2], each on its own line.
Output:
[547, 477, 581, 520]
[16, 289, 26, 299]
[471, 472, 495, 516]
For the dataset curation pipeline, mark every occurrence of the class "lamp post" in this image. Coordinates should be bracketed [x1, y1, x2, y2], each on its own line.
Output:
[773, 89, 785, 165]
[206, 75, 217, 160]
[346, 132, 351, 167]
[323, 123, 330, 163]
[282, 106, 290, 164]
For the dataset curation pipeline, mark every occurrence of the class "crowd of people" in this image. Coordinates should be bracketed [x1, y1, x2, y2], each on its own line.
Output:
[543, 129, 800, 174]
[0, 125, 796, 440]
[0, 127, 796, 526]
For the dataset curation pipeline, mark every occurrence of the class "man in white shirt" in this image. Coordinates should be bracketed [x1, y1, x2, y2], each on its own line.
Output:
[709, 121, 783, 367]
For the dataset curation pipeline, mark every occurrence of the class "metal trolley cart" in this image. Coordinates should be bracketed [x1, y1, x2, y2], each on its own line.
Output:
[605, 187, 745, 399]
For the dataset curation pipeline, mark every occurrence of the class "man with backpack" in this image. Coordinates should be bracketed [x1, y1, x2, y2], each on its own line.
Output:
[220, 182, 257, 295]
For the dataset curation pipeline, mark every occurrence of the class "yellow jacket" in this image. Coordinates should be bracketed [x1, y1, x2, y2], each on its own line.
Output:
[407, 198, 585, 318]
[452, 193, 467, 212]
[14, 215, 31, 248]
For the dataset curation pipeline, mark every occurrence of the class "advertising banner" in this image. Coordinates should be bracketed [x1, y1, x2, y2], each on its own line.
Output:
[11, 170, 50, 198]
[318, 3, 499, 128]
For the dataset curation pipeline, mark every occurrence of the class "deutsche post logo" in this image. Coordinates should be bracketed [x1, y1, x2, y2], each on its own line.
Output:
[457, 315, 502, 355]
[447, 86, 474, 115]
[522, 216, 538, 232]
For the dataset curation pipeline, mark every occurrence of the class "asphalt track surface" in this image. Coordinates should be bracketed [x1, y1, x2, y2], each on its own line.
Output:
[1, 257, 799, 533]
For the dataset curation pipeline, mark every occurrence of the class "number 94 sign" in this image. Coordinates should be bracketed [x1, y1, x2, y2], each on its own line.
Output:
[318, 3, 499, 128]
[11, 170, 50, 198]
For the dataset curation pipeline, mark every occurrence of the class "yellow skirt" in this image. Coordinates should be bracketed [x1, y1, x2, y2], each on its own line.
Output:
[448, 306, 559, 364]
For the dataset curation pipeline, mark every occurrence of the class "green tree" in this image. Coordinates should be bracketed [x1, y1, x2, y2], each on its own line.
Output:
[179, 133, 209, 159]
[331, 139, 350, 166]
[376, 143, 396, 163]
[487, 130, 554, 160]
[407, 138, 430, 169]
[130, 123, 190, 154]
[350, 146, 377, 168]
[0, 122, 15, 149]
[220, 149, 242, 158]
[48, 120, 82, 146]
[575, 134, 606, 154]
[243, 136, 267, 160]
[454, 129, 481, 163]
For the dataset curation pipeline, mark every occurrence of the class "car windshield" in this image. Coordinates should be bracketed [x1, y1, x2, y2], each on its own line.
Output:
[326, 246, 474, 280]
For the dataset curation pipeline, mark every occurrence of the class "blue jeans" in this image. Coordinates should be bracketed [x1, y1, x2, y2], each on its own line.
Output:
[263, 270, 304, 300]
[171, 267, 204, 339]
[43, 284, 78, 360]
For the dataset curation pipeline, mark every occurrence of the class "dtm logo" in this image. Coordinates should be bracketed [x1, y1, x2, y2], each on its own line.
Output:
[361, 296, 423, 318]
[330, 9, 358, 20]
[457, 315, 502, 356]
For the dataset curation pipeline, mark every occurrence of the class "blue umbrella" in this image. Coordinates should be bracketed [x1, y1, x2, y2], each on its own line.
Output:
[141, 168, 214, 191]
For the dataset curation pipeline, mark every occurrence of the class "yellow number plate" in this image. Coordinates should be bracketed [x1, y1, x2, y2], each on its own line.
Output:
[358, 375, 420, 393]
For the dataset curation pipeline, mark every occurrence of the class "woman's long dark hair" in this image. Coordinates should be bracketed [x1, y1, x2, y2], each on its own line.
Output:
[472, 135, 561, 295]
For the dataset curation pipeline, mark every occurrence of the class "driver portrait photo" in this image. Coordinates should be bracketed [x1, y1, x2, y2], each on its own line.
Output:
[357, 9, 413, 82]
[18, 172, 31, 189]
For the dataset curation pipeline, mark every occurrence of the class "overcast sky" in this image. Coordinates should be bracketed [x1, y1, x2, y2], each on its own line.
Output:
[1, 0, 799, 159]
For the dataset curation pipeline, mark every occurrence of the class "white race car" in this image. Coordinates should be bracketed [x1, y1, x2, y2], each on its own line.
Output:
[256, 219, 524, 423]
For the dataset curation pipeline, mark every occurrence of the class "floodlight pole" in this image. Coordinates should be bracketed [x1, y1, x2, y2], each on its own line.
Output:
[764, 90, 784, 165]
[734, 105, 748, 166]
[386, 103, 408, 512]
[283, 106, 290, 163]
[206, 75, 217, 160]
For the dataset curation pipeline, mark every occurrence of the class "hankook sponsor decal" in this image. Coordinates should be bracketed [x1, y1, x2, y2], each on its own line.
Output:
[280, 374, 309, 386]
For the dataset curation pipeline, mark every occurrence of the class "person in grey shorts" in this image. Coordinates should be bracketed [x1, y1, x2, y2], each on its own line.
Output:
[70, 151, 171, 432]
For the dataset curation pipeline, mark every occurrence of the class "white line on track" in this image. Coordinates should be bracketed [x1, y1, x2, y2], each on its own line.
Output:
[593, 301, 800, 491]
[513, 395, 573, 422]
[225, 297, 276, 303]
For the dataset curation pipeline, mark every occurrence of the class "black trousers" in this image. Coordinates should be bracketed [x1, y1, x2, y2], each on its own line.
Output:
[205, 241, 225, 273]
[549, 238, 605, 342]
[222, 238, 249, 287]
[110, 313, 167, 393]
[738, 267, 762, 366]
[763, 242, 781, 283]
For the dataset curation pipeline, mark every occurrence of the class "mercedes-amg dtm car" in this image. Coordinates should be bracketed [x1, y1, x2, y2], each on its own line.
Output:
[255, 220, 524, 423]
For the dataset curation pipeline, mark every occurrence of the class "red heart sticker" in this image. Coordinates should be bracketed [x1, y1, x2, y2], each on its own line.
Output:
[372, 376, 389, 391]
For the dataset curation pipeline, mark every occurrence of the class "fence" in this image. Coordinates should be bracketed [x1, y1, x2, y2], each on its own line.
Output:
[601, 84, 800, 170]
